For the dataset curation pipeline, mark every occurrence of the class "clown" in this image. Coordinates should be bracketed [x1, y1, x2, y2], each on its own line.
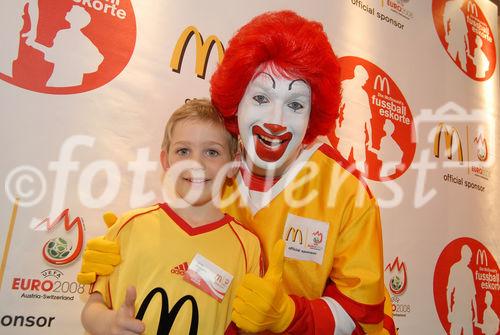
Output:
[79, 10, 396, 335]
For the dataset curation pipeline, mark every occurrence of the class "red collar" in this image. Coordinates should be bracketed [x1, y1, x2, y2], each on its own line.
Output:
[240, 166, 281, 192]
[159, 203, 232, 236]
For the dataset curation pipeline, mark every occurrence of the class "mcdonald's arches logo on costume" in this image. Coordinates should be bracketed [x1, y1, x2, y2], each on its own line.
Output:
[285, 227, 304, 245]
[328, 56, 416, 182]
[432, 0, 496, 81]
[0, 0, 136, 94]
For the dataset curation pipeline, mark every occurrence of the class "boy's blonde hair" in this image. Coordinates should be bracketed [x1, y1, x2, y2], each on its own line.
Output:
[161, 98, 238, 157]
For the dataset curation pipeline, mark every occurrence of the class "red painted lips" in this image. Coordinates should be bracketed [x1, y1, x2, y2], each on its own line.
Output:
[252, 125, 292, 162]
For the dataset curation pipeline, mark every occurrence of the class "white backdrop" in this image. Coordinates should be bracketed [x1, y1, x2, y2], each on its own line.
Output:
[0, 0, 498, 334]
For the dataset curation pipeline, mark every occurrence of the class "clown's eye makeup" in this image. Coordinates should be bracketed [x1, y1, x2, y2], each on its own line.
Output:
[287, 101, 304, 111]
[253, 95, 269, 105]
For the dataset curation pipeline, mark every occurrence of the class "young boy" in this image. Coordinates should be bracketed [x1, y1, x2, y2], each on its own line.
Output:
[81, 98, 262, 335]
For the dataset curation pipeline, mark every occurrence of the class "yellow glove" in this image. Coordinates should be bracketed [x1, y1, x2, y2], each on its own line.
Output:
[76, 212, 121, 284]
[232, 240, 295, 333]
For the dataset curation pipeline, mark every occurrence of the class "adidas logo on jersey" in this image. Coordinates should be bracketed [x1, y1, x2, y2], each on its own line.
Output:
[171, 262, 189, 275]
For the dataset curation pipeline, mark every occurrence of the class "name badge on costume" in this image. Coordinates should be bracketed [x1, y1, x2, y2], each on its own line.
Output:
[283, 213, 329, 265]
[183, 253, 233, 302]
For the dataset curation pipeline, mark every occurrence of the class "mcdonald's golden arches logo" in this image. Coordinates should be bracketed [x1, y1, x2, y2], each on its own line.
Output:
[433, 123, 464, 164]
[285, 227, 303, 244]
[170, 26, 225, 79]
[476, 249, 489, 266]
[374, 75, 391, 94]
[467, 0, 478, 16]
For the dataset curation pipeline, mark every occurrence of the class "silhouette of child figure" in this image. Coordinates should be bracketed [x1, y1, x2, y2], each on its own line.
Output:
[376, 119, 403, 178]
[468, 35, 490, 78]
[475, 291, 499, 335]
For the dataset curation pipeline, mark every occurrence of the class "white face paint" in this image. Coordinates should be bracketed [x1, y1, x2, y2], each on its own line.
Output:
[237, 66, 312, 175]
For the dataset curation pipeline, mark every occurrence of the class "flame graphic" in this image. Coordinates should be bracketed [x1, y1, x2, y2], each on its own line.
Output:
[473, 134, 488, 162]
[35, 209, 84, 265]
[385, 257, 408, 295]
[312, 231, 323, 244]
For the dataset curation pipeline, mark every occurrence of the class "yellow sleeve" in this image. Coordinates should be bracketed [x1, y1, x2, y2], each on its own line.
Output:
[248, 234, 264, 277]
[327, 196, 386, 333]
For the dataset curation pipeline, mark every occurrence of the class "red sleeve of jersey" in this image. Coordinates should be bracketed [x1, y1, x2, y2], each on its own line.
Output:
[323, 281, 384, 325]
[224, 321, 238, 335]
[285, 295, 335, 335]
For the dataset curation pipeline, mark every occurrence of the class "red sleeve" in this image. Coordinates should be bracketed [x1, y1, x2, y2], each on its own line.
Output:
[224, 321, 238, 335]
[285, 280, 391, 335]
[285, 295, 335, 335]
[323, 281, 384, 325]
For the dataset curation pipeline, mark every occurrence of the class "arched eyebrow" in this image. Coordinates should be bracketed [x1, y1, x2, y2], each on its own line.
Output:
[253, 71, 276, 89]
[289, 79, 308, 91]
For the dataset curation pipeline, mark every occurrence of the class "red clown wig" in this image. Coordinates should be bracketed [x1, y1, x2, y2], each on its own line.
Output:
[210, 10, 341, 144]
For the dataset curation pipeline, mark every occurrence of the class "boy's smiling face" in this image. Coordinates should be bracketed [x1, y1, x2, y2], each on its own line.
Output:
[161, 119, 234, 207]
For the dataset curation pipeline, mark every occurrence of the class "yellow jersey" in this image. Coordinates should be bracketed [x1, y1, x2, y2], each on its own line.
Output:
[92, 203, 262, 335]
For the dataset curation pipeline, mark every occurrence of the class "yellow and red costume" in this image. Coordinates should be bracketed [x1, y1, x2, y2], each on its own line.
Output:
[220, 143, 395, 334]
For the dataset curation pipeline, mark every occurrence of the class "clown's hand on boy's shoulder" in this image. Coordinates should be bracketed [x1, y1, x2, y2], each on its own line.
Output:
[231, 240, 295, 333]
[77, 212, 121, 285]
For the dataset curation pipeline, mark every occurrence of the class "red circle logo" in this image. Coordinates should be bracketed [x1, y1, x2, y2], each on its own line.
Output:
[327, 56, 416, 181]
[434, 237, 500, 335]
[0, 0, 136, 94]
[432, 0, 496, 81]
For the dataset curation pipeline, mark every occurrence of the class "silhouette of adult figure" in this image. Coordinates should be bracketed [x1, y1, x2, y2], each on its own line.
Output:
[335, 65, 373, 173]
[447, 245, 477, 335]
[443, 0, 470, 71]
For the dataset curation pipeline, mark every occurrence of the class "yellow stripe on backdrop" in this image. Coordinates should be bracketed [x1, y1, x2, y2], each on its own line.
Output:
[0, 198, 19, 292]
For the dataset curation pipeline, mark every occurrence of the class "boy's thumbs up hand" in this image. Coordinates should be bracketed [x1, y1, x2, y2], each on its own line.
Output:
[232, 240, 295, 333]
[110, 286, 145, 335]
[122, 286, 138, 318]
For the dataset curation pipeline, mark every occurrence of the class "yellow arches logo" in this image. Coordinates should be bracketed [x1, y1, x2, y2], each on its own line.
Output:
[433, 123, 464, 164]
[170, 26, 225, 79]
[285, 227, 303, 244]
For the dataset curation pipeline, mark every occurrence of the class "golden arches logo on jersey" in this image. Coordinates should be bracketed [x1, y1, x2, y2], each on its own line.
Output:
[170, 26, 225, 79]
[433, 123, 464, 164]
[285, 227, 303, 244]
